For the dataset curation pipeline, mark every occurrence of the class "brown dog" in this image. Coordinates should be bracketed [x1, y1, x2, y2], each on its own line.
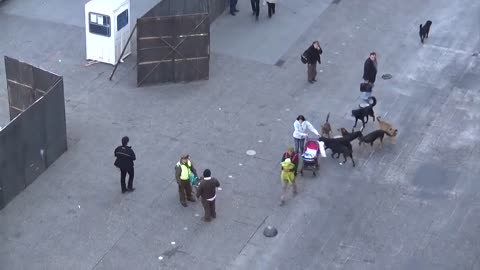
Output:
[376, 116, 398, 142]
[321, 113, 332, 138]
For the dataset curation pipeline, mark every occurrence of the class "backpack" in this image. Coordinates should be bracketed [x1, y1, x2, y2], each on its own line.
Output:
[301, 50, 309, 64]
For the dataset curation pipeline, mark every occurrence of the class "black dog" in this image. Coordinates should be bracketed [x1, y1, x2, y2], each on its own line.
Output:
[329, 142, 355, 167]
[351, 96, 377, 128]
[419, 20, 432, 43]
[358, 129, 393, 148]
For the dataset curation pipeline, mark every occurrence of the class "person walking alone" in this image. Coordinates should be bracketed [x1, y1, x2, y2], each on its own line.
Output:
[175, 154, 197, 207]
[196, 169, 221, 222]
[251, 0, 260, 20]
[114, 136, 136, 194]
[362, 52, 378, 101]
[305, 41, 322, 83]
[266, 0, 277, 18]
[293, 115, 320, 154]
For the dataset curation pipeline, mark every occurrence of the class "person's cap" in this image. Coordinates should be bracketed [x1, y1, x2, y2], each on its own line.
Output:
[180, 154, 189, 159]
[203, 169, 211, 177]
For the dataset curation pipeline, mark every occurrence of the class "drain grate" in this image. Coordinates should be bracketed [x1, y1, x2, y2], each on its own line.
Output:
[274, 59, 285, 67]
[381, 74, 392, 80]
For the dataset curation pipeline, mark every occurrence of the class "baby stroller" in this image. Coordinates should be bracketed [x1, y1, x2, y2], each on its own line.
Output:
[300, 140, 320, 176]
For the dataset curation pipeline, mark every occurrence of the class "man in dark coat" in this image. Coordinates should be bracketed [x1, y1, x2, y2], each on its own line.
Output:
[196, 169, 220, 222]
[251, 0, 260, 20]
[114, 136, 136, 193]
[306, 41, 323, 83]
[363, 52, 378, 84]
[362, 52, 378, 101]
[230, 0, 239, 16]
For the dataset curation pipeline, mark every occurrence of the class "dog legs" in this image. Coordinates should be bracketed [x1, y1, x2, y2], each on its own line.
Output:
[350, 154, 355, 167]
[353, 118, 359, 128]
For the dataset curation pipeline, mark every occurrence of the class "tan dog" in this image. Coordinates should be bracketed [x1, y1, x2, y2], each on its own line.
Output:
[321, 113, 332, 138]
[376, 116, 398, 140]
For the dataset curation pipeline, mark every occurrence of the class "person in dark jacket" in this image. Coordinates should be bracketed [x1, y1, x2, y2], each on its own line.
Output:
[361, 52, 378, 101]
[196, 169, 220, 222]
[251, 0, 260, 20]
[306, 41, 323, 83]
[230, 0, 239, 16]
[114, 136, 136, 193]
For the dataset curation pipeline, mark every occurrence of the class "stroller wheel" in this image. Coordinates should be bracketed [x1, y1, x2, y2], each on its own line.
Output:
[313, 172, 316, 176]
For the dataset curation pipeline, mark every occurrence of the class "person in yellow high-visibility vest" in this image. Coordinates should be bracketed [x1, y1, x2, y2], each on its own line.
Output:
[280, 158, 297, 206]
[175, 154, 197, 207]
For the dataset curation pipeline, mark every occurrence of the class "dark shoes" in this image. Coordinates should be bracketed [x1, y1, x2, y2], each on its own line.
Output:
[230, 11, 236, 16]
[308, 80, 314, 84]
[122, 190, 128, 194]
[181, 202, 188, 207]
[127, 187, 135, 192]
[187, 197, 196, 202]
[202, 217, 212, 222]
[234, 9, 239, 12]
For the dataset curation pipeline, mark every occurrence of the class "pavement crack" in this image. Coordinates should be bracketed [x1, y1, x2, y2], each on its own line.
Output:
[237, 215, 268, 255]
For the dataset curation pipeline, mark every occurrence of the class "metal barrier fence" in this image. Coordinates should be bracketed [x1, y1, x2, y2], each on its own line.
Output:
[0, 57, 67, 209]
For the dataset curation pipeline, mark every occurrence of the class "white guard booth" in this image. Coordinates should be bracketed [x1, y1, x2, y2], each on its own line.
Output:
[85, 0, 131, 65]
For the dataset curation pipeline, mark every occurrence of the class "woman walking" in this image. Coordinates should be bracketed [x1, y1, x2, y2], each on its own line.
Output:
[280, 158, 297, 206]
[293, 115, 320, 154]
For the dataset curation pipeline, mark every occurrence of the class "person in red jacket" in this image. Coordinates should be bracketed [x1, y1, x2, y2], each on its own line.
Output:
[196, 169, 220, 222]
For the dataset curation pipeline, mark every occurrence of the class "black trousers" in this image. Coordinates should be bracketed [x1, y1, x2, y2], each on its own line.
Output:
[267, 2, 276, 17]
[251, 0, 260, 17]
[120, 168, 134, 192]
[201, 198, 216, 220]
[230, 0, 238, 12]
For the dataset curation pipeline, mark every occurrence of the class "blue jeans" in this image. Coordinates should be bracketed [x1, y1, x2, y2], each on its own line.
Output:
[294, 138, 305, 154]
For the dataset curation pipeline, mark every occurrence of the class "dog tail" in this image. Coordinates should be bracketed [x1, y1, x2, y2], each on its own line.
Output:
[368, 96, 377, 107]
[326, 112, 330, 123]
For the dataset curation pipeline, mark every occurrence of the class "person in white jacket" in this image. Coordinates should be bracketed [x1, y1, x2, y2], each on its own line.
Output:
[292, 115, 320, 153]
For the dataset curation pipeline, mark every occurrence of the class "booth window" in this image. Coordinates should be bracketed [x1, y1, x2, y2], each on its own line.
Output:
[89, 12, 111, 37]
[117, 10, 128, 31]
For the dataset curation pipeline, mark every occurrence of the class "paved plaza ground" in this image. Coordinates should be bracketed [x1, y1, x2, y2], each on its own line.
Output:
[1, 0, 480, 269]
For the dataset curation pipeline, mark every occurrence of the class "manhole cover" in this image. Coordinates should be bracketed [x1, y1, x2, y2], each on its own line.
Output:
[381, 74, 392, 80]
[263, 226, 278, 237]
[246, 150, 256, 156]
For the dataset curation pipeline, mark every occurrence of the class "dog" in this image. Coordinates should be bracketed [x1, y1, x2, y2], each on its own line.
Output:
[321, 113, 332, 138]
[358, 129, 393, 148]
[351, 96, 377, 128]
[338, 128, 363, 141]
[419, 20, 432, 43]
[376, 116, 398, 137]
[329, 142, 355, 167]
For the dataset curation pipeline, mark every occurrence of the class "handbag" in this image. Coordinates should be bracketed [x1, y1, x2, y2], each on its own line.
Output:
[301, 50, 308, 64]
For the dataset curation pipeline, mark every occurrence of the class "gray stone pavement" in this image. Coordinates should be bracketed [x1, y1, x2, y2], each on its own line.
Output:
[1, 0, 480, 269]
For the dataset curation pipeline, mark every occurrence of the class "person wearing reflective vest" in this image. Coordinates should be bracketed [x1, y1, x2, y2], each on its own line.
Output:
[175, 154, 197, 207]
[280, 158, 297, 206]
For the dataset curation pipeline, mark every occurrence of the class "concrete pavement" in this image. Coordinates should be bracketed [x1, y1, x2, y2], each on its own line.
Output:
[1, 0, 480, 269]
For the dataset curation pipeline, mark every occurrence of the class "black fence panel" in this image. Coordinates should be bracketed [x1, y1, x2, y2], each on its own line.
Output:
[137, 13, 210, 86]
[0, 57, 67, 210]
[135, 0, 226, 86]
